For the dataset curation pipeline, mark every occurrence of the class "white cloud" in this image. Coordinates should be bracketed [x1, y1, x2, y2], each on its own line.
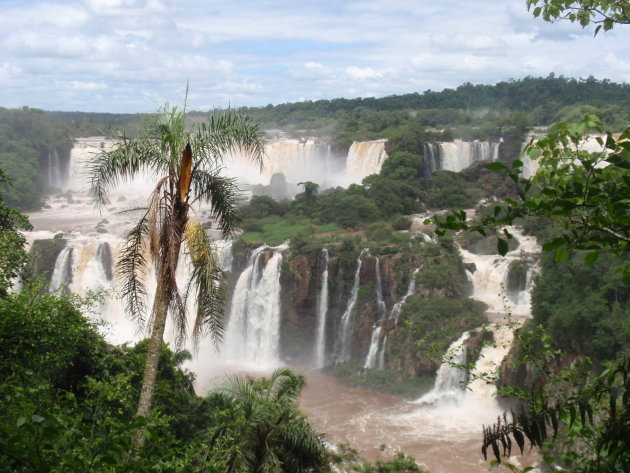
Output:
[68, 80, 108, 90]
[345, 66, 383, 80]
[0, 0, 627, 112]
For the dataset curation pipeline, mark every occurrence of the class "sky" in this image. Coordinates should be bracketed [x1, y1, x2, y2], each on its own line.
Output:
[0, 0, 629, 113]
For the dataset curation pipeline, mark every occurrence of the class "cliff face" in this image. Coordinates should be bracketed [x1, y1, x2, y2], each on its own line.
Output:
[276, 238, 485, 378]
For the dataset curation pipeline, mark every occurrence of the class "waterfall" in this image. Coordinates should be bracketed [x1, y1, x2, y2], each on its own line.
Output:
[313, 249, 330, 369]
[370, 269, 419, 370]
[363, 326, 383, 370]
[422, 143, 441, 178]
[95, 242, 113, 281]
[460, 227, 540, 319]
[50, 246, 74, 293]
[335, 248, 369, 363]
[422, 140, 500, 176]
[415, 331, 471, 405]
[363, 257, 387, 369]
[224, 139, 345, 188]
[223, 245, 286, 366]
[215, 240, 234, 273]
[345, 140, 388, 183]
[47, 149, 64, 188]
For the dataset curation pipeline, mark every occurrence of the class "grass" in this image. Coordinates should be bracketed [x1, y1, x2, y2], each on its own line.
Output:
[239, 215, 342, 246]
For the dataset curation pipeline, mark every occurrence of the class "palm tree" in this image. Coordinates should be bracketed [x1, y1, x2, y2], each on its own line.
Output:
[88, 104, 265, 443]
[206, 368, 330, 473]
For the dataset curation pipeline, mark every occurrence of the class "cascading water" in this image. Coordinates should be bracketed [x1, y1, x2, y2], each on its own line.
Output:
[49, 246, 74, 293]
[335, 248, 369, 363]
[345, 140, 388, 183]
[415, 331, 471, 405]
[313, 248, 330, 369]
[422, 140, 500, 176]
[414, 227, 540, 408]
[47, 149, 65, 188]
[363, 257, 387, 369]
[375, 268, 419, 369]
[222, 245, 286, 367]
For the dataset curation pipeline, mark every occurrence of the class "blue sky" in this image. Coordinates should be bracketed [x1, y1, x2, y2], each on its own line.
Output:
[0, 0, 628, 112]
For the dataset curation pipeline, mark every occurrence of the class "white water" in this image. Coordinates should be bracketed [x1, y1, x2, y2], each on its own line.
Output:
[416, 331, 471, 405]
[367, 269, 418, 370]
[335, 248, 369, 363]
[313, 248, 330, 369]
[222, 245, 286, 367]
[345, 140, 388, 183]
[423, 140, 500, 175]
[363, 258, 389, 369]
[460, 227, 540, 319]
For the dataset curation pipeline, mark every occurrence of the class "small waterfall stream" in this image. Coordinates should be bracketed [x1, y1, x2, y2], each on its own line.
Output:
[365, 268, 418, 369]
[313, 248, 330, 369]
[363, 258, 388, 368]
[335, 248, 369, 363]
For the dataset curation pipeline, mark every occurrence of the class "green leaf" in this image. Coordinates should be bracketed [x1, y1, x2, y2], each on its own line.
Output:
[487, 162, 506, 171]
[16, 416, 26, 428]
[542, 238, 564, 252]
[31, 414, 45, 423]
[527, 147, 542, 160]
[512, 159, 524, 169]
[555, 248, 569, 263]
[584, 252, 599, 265]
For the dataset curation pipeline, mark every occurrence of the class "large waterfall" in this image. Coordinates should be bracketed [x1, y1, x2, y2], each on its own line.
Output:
[423, 140, 500, 176]
[345, 140, 388, 183]
[222, 245, 286, 367]
[520, 132, 610, 179]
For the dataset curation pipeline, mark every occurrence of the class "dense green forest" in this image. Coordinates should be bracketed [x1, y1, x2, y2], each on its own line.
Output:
[0, 107, 73, 210]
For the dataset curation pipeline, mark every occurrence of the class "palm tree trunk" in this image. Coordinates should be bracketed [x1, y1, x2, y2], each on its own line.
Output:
[131, 276, 170, 449]
[132, 204, 187, 451]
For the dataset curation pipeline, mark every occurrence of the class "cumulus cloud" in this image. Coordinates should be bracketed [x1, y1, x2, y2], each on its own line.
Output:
[0, 0, 628, 112]
[345, 66, 383, 80]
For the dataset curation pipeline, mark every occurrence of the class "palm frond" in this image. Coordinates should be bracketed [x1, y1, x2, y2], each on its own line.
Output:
[184, 221, 225, 349]
[147, 176, 171, 258]
[192, 112, 266, 171]
[271, 369, 306, 403]
[189, 170, 241, 236]
[88, 135, 169, 208]
[116, 213, 150, 329]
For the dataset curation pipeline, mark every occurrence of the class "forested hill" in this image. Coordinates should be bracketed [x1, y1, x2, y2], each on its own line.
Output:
[47, 75, 630, 137]
[242, 74, 630, 122]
